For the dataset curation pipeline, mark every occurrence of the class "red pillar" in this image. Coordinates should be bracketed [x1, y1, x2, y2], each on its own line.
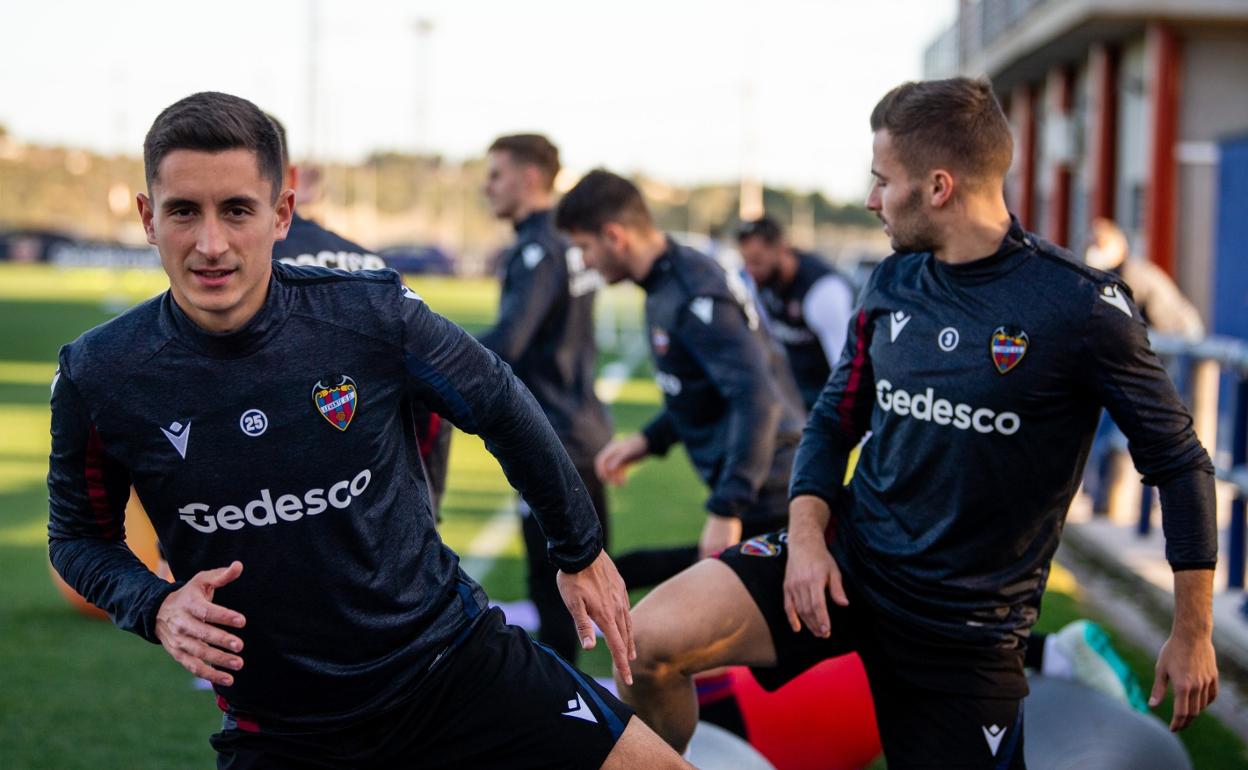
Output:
[1146, 22, 1180, 277]
[1089, 43, 1119, 223]
[1011, 83, 1037, 231]
[1046, 67, 1075, 247]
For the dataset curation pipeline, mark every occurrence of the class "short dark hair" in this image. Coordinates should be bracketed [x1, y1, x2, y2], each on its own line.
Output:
[143, 92, 285, 202]
[870, 77, 1013, 184]
[736, 215, 783, 245]
[266, 112, 290, 171]
[555, 169, 653, 233]
[488, 134, 560, 190]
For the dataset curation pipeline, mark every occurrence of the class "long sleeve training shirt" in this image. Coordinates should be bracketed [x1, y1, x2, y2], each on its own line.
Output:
[640, 239, 805, 521]
[790, 219, 1216, 646]
[478, 210, 612, 466]
[48, 262, 603, 726]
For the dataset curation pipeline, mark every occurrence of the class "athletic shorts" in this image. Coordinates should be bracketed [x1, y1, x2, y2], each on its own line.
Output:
[720, 530, 1027, 769]
[210, 607, 634, 769]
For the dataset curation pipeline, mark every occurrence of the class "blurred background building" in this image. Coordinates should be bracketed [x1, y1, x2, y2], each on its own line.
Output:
[925, 0, 1248, 343]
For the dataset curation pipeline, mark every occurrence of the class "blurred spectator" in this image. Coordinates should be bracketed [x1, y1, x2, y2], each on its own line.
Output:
[737, 215, 856, 409]
[266, 116, 388, 273]
[1085, 217, 1205, 340]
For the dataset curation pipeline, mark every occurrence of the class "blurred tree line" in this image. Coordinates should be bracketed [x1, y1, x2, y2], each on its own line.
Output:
[0, 131, 882, 271]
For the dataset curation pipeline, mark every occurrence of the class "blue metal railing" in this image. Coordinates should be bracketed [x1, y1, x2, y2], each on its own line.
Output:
[1137, 334, 1248, 604]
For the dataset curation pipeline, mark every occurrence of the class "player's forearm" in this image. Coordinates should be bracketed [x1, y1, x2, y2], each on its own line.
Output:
[788, 495, 833, 544]
[48, 536, 180, 642]
[641, 410, 679, 456]
[1171, 569, 1214, 640]
[788, 422, 855, 509]
[1158, 467, 1218, 570]
[404, 292, 601, 568]
[707, 398, 781, 517]
[480, 381, 602, 571]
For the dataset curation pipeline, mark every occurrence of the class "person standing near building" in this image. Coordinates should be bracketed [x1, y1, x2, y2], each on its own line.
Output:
[480, 134, 614, 664]
[737, 216, 857, 409]
[1084, 217, 1205, 340]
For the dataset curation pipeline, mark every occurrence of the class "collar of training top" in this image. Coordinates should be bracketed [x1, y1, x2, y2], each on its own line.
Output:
[161, 270, 292, 359]
[929, 214, 1034, 287]
[639, 236, 681, 292]
[513, 209, 553, 235]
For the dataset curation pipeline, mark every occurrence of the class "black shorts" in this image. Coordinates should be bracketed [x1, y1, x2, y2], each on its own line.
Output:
[720, 530, 1027, 769]
[211, 608, 634, 769]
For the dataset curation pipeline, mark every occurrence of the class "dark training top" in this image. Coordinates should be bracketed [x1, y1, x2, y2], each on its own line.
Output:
[790, 219, 1217, 647]
[755, 251, 856, 409]
[478, 210, 612, 467]
[272, 213, 387, 272]
[640, 238, 805, 521]
[47, 263, 603, 727]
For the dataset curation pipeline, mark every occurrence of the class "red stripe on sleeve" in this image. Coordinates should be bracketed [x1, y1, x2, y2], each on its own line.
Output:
[84, 425, 122, 540]
[835, 309, 871, 436]
[418, 413, 442, 459]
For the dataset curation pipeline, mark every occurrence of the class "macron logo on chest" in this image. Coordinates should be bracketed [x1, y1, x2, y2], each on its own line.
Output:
[1099, 285, 1133, 318]
[889, 311, 911, 342]
[689, 297, 714, 324]
[522, 243, 545, 269]
[161, 421, 191, 459]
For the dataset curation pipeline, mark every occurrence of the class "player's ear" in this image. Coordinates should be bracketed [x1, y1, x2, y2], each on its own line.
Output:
[523, 163, 544, 194]
[930, 169, 955, 208]
[137, 193, 158, 246]
[602, 222, 627, 252]
[273, 187, 295, 241]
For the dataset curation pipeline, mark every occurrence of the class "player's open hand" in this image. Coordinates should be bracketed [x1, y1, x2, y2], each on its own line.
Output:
[783, 525, 847, 639]
[1150, 630, 1218, 731]
[557, 550, 636, 685]
[594, 434, 648, 487]
[155, 560, 247, 687]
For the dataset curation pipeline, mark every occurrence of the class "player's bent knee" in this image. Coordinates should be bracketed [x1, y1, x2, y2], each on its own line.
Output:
[628, 609, 699, 684]
[627, 649, 683, 692]
[629, 559, 776, 679]
[601, 716, 692, 769]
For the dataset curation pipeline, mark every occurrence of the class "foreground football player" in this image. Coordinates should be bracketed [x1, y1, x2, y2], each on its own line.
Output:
[47, 91, 688, 769]
[616, 77, 1218, 769]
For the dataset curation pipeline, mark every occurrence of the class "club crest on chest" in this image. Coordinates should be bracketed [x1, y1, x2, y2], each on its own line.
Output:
[651, 327, 670, 356]
[313, 375, 359, 431]
[990, 327, 1029, 374]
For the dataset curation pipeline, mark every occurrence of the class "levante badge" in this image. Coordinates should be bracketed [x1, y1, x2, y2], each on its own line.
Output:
[313, 375, 358, 431]
[990, 327, 1028, 374]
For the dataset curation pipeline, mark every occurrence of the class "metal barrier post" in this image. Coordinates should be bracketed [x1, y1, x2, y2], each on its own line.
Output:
[1229, 377, 1247, 591]
[1138, 486, 1154, 536]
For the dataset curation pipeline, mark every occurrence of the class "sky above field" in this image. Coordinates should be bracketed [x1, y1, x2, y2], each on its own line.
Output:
[0, 0, 955, 202]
